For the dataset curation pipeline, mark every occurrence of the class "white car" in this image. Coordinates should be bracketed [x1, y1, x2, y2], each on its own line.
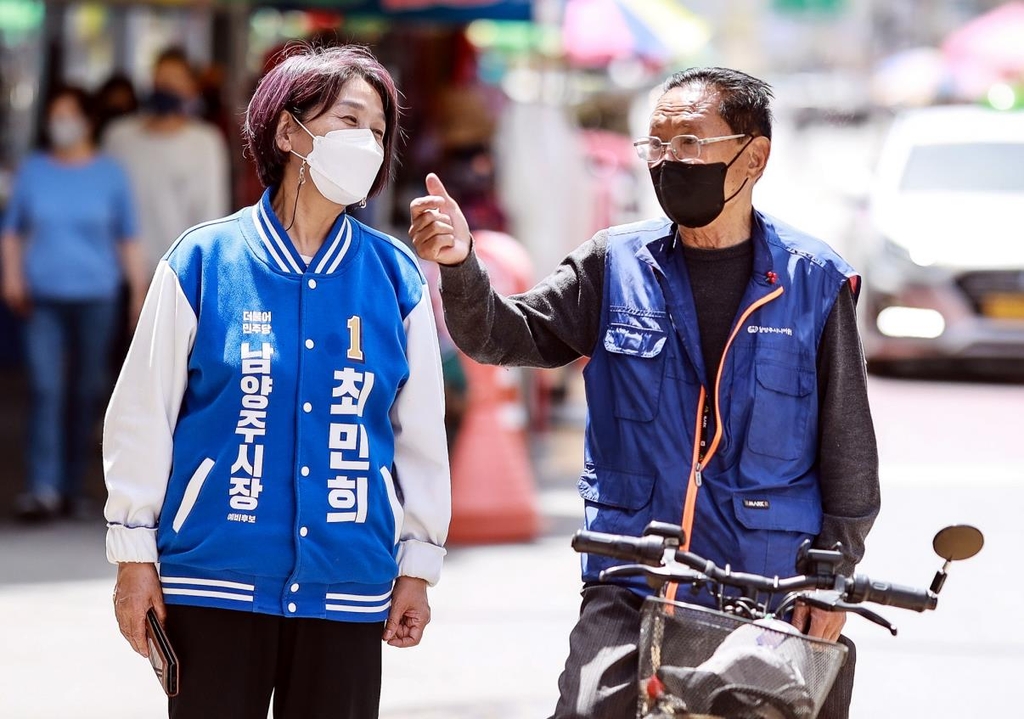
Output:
[850, 105, 1024, 373]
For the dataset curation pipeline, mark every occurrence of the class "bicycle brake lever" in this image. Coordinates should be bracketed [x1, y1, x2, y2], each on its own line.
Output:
[600, 564, 670, 580]
[599, 564, 669, 592]
[798, 593, 899, 636]
[792, 591, 843, 612]
[843, 604, 898, 636]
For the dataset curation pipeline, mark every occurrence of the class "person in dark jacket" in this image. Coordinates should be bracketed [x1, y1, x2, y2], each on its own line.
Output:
[409, 67, 879, 719]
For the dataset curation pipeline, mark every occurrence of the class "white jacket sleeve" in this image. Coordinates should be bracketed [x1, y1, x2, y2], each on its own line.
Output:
[104, 260, 196, 563]
[390, 289, 452, 586]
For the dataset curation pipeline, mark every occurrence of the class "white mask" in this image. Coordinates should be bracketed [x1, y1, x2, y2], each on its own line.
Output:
[49, 117, 88, 149]
[291, 117, 384, 206]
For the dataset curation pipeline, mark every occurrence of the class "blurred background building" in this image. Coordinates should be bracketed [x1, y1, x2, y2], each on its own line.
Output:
[1, 0, 1022, 517]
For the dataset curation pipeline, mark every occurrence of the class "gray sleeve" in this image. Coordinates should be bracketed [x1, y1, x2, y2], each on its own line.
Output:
[437, 232, 607, 368]
[814, 282, 881, 576]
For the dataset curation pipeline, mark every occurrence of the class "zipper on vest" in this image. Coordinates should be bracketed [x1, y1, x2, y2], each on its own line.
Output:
[678, 388, 706, 552]
[675, 285, 786, 554]
[702, 286, 786, 464]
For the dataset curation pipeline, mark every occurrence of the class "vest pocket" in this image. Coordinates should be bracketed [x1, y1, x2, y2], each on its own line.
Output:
[602, 311, 668, 422]
[578, 466, 657, 533]
[732, 489, 822, 578]
[746, 362, 814, 460]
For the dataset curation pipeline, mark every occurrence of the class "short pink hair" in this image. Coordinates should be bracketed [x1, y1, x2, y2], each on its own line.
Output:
[243, 44, 402, 196]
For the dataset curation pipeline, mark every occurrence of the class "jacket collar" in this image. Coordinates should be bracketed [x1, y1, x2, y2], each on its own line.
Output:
[634, 210, 782, 387]
[748, 211, 779, 288]
[634, 223, 674, 276]
[636, 211, 777, 286]
[248, 189, 355, 276]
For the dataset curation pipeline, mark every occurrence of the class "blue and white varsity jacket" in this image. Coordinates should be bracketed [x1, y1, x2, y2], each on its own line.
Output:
[104, 190, 451, 623]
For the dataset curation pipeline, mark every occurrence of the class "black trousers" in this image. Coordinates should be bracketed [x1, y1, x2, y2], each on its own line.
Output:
[551, 584, 856, 719]
[165, 605, 384, 719]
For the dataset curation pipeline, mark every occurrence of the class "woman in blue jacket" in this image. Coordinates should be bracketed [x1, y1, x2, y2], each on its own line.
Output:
[105, 46, 451, 718]
[1, 85, 146, 521]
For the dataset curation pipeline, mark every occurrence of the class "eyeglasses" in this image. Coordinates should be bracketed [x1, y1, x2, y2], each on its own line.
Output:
[633, 133, 747, 164]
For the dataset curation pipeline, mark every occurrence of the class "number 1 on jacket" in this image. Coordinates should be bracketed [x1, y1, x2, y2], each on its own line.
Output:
[347, 316, 363, 361]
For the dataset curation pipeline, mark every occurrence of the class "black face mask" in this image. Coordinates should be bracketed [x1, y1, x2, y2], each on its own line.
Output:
[650, 136, 754, 228]
[147, 89, 186, 117]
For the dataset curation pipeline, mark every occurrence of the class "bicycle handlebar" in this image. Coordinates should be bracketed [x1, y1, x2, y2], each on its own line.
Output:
[846, 575, 937, 612]
[571, 531, 666, 565]
[573, 529, 827, 593]
[572, 528, 938, 612]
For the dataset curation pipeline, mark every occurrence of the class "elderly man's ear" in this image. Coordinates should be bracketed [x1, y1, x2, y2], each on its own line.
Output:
[746, 136, 771, 180]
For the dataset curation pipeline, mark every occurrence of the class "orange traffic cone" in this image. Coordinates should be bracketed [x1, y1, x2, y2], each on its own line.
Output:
[446, 230, 541, 544]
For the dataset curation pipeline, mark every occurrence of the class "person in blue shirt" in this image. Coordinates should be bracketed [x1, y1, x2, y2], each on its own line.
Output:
[1, 84, 147, 521]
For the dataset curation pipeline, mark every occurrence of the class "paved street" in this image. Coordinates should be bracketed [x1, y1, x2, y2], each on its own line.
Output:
[1, 373, 1022, 718]
[1, 117, 1020, 717]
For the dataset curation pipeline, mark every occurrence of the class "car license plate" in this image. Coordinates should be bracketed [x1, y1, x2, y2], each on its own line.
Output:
[982, 293, 1024, 319]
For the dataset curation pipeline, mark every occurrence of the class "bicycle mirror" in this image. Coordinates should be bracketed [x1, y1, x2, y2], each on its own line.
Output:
[932, 525, 984, 562]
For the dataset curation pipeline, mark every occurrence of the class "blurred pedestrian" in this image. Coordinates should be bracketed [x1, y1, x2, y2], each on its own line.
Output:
[0, 85, 146, 521]
[196, 62, 232, 139]
[104, 45, 451, 719]
[94, 72, 138, 142]
[103, 47, 229, 274]
[410, 67, 880, 719]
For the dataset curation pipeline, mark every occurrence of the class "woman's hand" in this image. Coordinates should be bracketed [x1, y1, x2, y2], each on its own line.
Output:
[113, 562, 166, 657]
[409, 173, 472, 266]
[1, 266, 30, 316]
[383, 576, 431, 648]
[1, 234, 30, 316]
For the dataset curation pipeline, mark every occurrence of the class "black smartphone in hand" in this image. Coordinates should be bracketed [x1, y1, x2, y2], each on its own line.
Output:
[145, 608, 179, 696]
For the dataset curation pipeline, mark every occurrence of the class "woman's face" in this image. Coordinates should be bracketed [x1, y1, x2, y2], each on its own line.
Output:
[49, 94, 87, 126]
[48, 94, 91, 149]
[291, 77, 387, 153]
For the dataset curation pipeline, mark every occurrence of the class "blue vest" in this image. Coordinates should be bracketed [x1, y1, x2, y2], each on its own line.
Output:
[579, 211, 857, 603]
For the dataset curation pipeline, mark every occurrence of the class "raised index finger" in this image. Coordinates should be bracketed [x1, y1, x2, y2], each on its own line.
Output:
[409, 195, 447, 216]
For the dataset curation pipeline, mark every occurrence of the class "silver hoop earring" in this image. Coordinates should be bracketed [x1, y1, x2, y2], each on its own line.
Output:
[359, 198, 367, 209]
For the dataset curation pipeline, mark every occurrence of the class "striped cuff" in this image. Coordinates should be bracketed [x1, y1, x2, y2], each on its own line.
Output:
[397, 539, 446, 586]
[105, 524, 158, 564]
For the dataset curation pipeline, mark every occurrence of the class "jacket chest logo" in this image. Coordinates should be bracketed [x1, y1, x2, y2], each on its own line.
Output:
[747, 325, 793, 336]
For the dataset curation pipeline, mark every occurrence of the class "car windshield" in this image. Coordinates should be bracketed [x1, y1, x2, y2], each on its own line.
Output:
[899, 142, 1024, 192]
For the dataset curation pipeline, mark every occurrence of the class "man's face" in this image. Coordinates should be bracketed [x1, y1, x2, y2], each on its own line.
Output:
[153, 58, 197, 100]
[648, 84, 746, 166]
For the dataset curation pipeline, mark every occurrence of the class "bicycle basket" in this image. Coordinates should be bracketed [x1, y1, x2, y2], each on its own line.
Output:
[638, 597, 848, 719]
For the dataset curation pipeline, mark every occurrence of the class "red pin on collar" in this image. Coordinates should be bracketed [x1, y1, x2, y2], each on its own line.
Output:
[766, 271, 778, 285]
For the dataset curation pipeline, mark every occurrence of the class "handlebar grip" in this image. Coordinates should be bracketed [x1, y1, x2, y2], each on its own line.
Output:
[847, 575, 938, 612]
[571, 530, 664, 563]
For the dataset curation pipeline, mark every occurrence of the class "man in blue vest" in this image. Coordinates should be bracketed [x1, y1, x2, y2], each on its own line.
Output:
[409, 67, 879, 719]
